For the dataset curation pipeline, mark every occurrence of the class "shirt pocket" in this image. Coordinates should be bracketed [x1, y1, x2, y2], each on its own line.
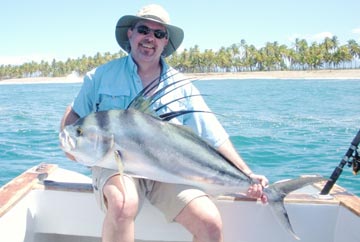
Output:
[97, 89, 131, 111]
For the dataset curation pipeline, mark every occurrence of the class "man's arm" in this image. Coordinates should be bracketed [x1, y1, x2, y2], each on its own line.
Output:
[60, 105, 80, 130]
[217, 138, 268, 202]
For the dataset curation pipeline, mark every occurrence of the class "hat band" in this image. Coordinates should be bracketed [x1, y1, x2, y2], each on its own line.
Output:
[140, 15, 166, 24]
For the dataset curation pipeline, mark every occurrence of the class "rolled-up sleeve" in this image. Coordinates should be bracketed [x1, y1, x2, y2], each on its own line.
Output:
[72, 72, 97, 118]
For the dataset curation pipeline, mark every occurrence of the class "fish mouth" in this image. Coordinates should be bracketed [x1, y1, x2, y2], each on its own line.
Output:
[59, 129, 76, 153]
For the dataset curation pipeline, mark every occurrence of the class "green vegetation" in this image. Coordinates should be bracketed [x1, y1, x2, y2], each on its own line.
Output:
[0, 52, 126, 80]
[1, 36, 359, 80]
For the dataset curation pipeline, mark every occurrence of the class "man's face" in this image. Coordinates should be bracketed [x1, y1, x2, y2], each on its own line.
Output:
[128, 20, 169, 63]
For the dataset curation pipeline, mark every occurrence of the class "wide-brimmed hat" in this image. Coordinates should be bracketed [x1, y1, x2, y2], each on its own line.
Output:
[115, 4, 184, 57]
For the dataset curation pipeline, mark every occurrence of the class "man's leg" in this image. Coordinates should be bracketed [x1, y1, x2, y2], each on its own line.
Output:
[101, 175, 139, 242]
[175, 196, 223, 242]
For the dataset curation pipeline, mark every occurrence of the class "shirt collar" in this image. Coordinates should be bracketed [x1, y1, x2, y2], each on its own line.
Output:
[126, 55, 169, 76]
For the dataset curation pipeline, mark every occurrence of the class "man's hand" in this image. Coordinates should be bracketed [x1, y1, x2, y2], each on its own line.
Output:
[246, 173, 269, 204]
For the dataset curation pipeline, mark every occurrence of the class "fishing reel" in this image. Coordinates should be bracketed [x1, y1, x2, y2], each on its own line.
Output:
[321, 129, 360, 195]
[348, 146, 360, 175]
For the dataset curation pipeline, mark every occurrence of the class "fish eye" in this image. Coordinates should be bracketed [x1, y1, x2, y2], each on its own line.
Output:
[76, 127, 83, 136]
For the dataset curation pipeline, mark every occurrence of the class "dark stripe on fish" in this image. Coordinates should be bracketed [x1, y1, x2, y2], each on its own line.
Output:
[95, 111, 110, 130]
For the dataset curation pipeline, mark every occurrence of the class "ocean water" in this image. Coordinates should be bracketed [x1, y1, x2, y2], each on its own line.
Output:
[0, 79, 359, 197]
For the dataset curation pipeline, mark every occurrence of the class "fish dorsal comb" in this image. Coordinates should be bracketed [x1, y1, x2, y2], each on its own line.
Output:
[159, 110, 212, 122]
[126, 70, 176, 114]
[126, 70, 212, 122]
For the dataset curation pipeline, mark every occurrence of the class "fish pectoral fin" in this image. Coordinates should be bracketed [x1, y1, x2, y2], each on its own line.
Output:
[114, 149, 127, 197]
[114, 150, 124, 175]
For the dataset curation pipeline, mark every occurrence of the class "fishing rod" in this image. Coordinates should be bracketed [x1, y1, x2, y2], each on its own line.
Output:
[320, 129, 360, 195]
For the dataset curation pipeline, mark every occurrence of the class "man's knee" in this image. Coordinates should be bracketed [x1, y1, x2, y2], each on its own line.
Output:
[176, 197, 223, 241]
[198, 209, 223, 239]
[103, 180, 139, 222]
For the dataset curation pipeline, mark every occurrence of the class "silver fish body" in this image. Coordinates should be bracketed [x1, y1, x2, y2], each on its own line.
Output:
[60, 108, 254, 195]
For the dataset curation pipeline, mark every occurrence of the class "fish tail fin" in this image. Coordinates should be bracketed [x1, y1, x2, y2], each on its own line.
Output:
[264, 176, 325, 240]
[267, 194, 301, 240]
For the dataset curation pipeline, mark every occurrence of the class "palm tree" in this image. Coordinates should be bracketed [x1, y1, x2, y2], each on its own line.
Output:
[202, 49, 216, 72]
[1, 36, 359, 80]
[333, 45, 352, 69]
[294, 38, 309, 70]
[308, 42, 324, 69]
[216, 47, 232, 72]
[347, 39, 360, 68]
[188, 45, 203, 73]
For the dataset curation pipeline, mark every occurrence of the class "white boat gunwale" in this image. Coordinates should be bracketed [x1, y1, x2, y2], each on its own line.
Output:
[1, 163, 360, 242]
[1, 163, 360, 217]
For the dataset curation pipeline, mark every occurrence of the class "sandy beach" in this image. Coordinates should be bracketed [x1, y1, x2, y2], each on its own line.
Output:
[187, 69, 360, 80]
[0, 75, 84, 85]
[1, 69, 360, 84]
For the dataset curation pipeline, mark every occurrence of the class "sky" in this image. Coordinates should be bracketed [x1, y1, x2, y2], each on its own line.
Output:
[1, 0, 360, 65]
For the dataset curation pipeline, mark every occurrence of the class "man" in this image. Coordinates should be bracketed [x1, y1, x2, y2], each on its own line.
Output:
[60, 4, 268, 242]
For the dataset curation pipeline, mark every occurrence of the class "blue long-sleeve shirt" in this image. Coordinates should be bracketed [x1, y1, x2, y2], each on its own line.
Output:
[72, 55, 228, 148]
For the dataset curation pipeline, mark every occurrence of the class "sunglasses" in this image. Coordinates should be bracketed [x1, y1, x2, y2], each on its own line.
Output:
[135, 25, 168, 39]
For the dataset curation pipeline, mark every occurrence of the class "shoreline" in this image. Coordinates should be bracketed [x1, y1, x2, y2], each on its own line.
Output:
[188, 69, 360, 80]
[1, 69, 360, 84]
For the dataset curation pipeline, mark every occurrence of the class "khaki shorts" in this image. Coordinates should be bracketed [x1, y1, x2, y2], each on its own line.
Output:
[92, 166, 207, 222]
